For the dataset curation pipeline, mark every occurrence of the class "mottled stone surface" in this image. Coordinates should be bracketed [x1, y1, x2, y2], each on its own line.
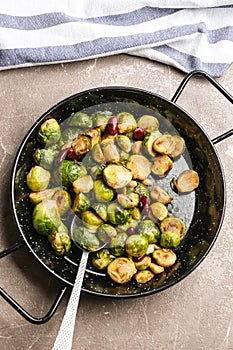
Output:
[0, 55, 232, 350]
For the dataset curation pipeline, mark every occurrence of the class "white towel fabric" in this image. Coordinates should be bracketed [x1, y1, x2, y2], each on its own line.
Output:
[0, 1, 233, 77]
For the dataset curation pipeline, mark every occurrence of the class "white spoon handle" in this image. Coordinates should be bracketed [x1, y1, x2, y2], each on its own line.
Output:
[52, 251, 89, 350]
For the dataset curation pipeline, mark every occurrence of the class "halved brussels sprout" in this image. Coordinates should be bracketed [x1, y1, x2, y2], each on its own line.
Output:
[54, 160, 87, 187]
[137, 219, 160, 243]
[32, 200, 61, 236]
[72, 135, 91, 156]
[151, 155, 173, 177]
[37, 118, 61, 145]
[135, 270, 154, 284]
[132, 181, 149, 197]
[48, 231, 71, 255]
[92, 110, 112, 132]
[92, 248, 115, 270]
[61, 127, 81, 143]
[52, 189, 72, 215]
[152, 134, 176, 155]
[72, 192, 90, 215]
[72, 226, 100, 251]
[107, 257, 137, 284]
[150, 185, 172, 204]
[160, 216, 186, 238]
[92, 203, 108, 222]
[91, 144, 106, 163]
[169, 135, 185, 158]
[117, 112, 137, 134]
[150, 202, 168, 221]
[117, 192, 139, 209]
[97, 223, 117, 243]
[131, 140, 144, 154]
[137, 115, 159, 132]
[127, 155, 151, 181]
[93, 179, 114, 202]
[81, 211, 103, 231]
[29, 187, 59, 205]
[73, 175, 94, 194]
[143, 130, 162, 156]
[150, 263, 164, 274]
[160, 231, 181, 248]
[152, 248, 177, 267]
[107, 203, 132, 225]
[69, 112, 92, 128]
[83, 127, 101, 147]
[26, 166, 51, 192]
[110, 232, 128, 256]
[125, 234, 148, 257]
[134, 255, 151, 270]
[33, 147, 59, 169]
[101, 140, 120, 163]
[103, 164, 132, 189]
[173, 170, 199, 192]
[116, 135, 131, 152]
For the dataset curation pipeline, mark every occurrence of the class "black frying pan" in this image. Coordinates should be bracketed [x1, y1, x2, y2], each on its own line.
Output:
[1, 70, 232, 323]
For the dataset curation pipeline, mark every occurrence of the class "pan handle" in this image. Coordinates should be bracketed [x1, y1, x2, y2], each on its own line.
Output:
[171, 70, 233, 144]
[0, 242, 68, 324]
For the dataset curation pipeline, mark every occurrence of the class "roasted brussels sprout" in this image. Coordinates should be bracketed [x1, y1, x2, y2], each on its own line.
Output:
[83, 127, 101, 147]
[160, 231, 181, 248]
[173, 170, 199, 192]
[72, 192, 90, 215]
[133, 181, 149, 197]
[69, 112, 92, 128]
[97, 223, 117, 243]
[151, 155, 173, 177]
[73, 175, 94, 194]
[150, 202, 168, 221]
[143, 130, 162, 156]
[32, 200, 61, 236]
[92, 203, 108, 222]
[81, 211, 103, 231]
[107, 257, 137, 284]
[125, 234, 148, 257]
[93, 179, 114, 202]
[37, 118, 61, 145]
[72, 226, 100, 251]
[152, 134, 176, 155]
[110, 232, 128, 256]
[72, 135, 92, 156]
[137, 219, 160, 243]
[169, 135, 185, 158]
[92, 248, 115, 270]
[127, 155, 151, 181]
[52, 189, 72, 215]
[134, 255, 151, 270]
[150, 263, 164, 274]
[26, 166, 51, 192]
[33, 147, 59, 169]
[101, 140, 120, 162]
[152, 248, 177, 267]
[150, 185, 172, 204]
[103, 164, 132, 189]
[61, 127, 81, 143]
[55, 160, 87, 187]
[135, 270, 154, 284]
[48, 231, 71, 255]
[117, 112, 137, 134]
[160, 216, 186, 238]
[137, 115, 159, 132]
[116, 135, 131, 152]
[29, 187, 59, 205]
[92, 110, 112, 132]
[107, 203, 132, 225]
[117, 192, 139, 209]
[91, 144, 106, 163]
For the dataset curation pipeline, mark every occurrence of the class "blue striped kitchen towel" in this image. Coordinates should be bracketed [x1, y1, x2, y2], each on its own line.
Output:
[1, 0, 233, 77]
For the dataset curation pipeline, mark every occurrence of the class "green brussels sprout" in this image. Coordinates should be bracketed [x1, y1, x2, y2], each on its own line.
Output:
[92, 203, 108, 222]
[81, 211, 103, 231]
[116, 135, 131, 152]
[103, 164, 132, 189]
[117, 192, 139, 209]
[52, 189, 72, 215]
[135, 270, 154, 284]
[97, 223, 117, 243]
[134, 255, 151, 270]
[57, 221, 69, 234]
[26, 166, 51, 192]
[37, 118, 61, 145]
[107, 203, 132, 225]
[72, 226, 100, 251]
[72, 135, 92, 156]
[33, 147, 59, 169]
[61, 127, 81, 143]
[48, 231, 71, 255]
[125, 234, 148, 257]
[132, 181, 149, 198]
[72, 193, 90, 215]
[110, 232, 128, 256]
[92, 248, 115, 270]
[54, 160, 87, 187]
[160, 231, 181, 248]
[32, 200, 61, 236]
[69, 112, 92, 128]
[117, 112, 137, 134]
[92, 110, 112, 132]
[107, 257, 137, 284]
[93, 179, 114, 202]
[29, 187, 59, 205]
[115, 219, 139, 233]
[137, 219, 160, 243]
[160, 216, 186, 238]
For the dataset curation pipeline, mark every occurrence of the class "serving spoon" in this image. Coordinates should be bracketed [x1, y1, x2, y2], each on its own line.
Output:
[52, 216, 105, 350]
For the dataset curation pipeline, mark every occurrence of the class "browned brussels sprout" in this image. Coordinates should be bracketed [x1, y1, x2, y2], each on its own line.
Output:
[173, 170, 199, 192]
[150, 263, 164, 274]
[97, 223, 117, 243]
[151, 155, 173, 177]
[116, 135, 131, 152]
[107, 257, 137, 284]
[135, 270, 154, 284]
[92, 248, 115, 270]
[72, 226, 100, 251]
[160, 216, 186, 238]
[48, 231, 71, 255]
[125, 234, 148, 257]
[72, 192, 90, 215]
[103, 164, 132, 189]
[52, 189, 72, 215]
[137, 115, 159, 132]
[152, 248, 177, 267]
[91, 144, 106, 163]
[117, 112, 137, 134]
[92, 110, 112, 132]
[127, 155, 151, 181]
[37, 118, 61, 145]
[72, 135, 91, 156]
[169, 135, 185, 158]
[101, 140, 120, 162]
[134, 255, 151, 270]
[29, 187, 59, 205]
[73, 175, 94, 194]
[26, 166, 51, 192]
[152, 134, 176, 155]
[83, 127, 101, 147]
[143, 130, 162, 156]
[117, 192, 139, 209]
[150, 185, 173, 204]
[150, 202, 168, 221]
